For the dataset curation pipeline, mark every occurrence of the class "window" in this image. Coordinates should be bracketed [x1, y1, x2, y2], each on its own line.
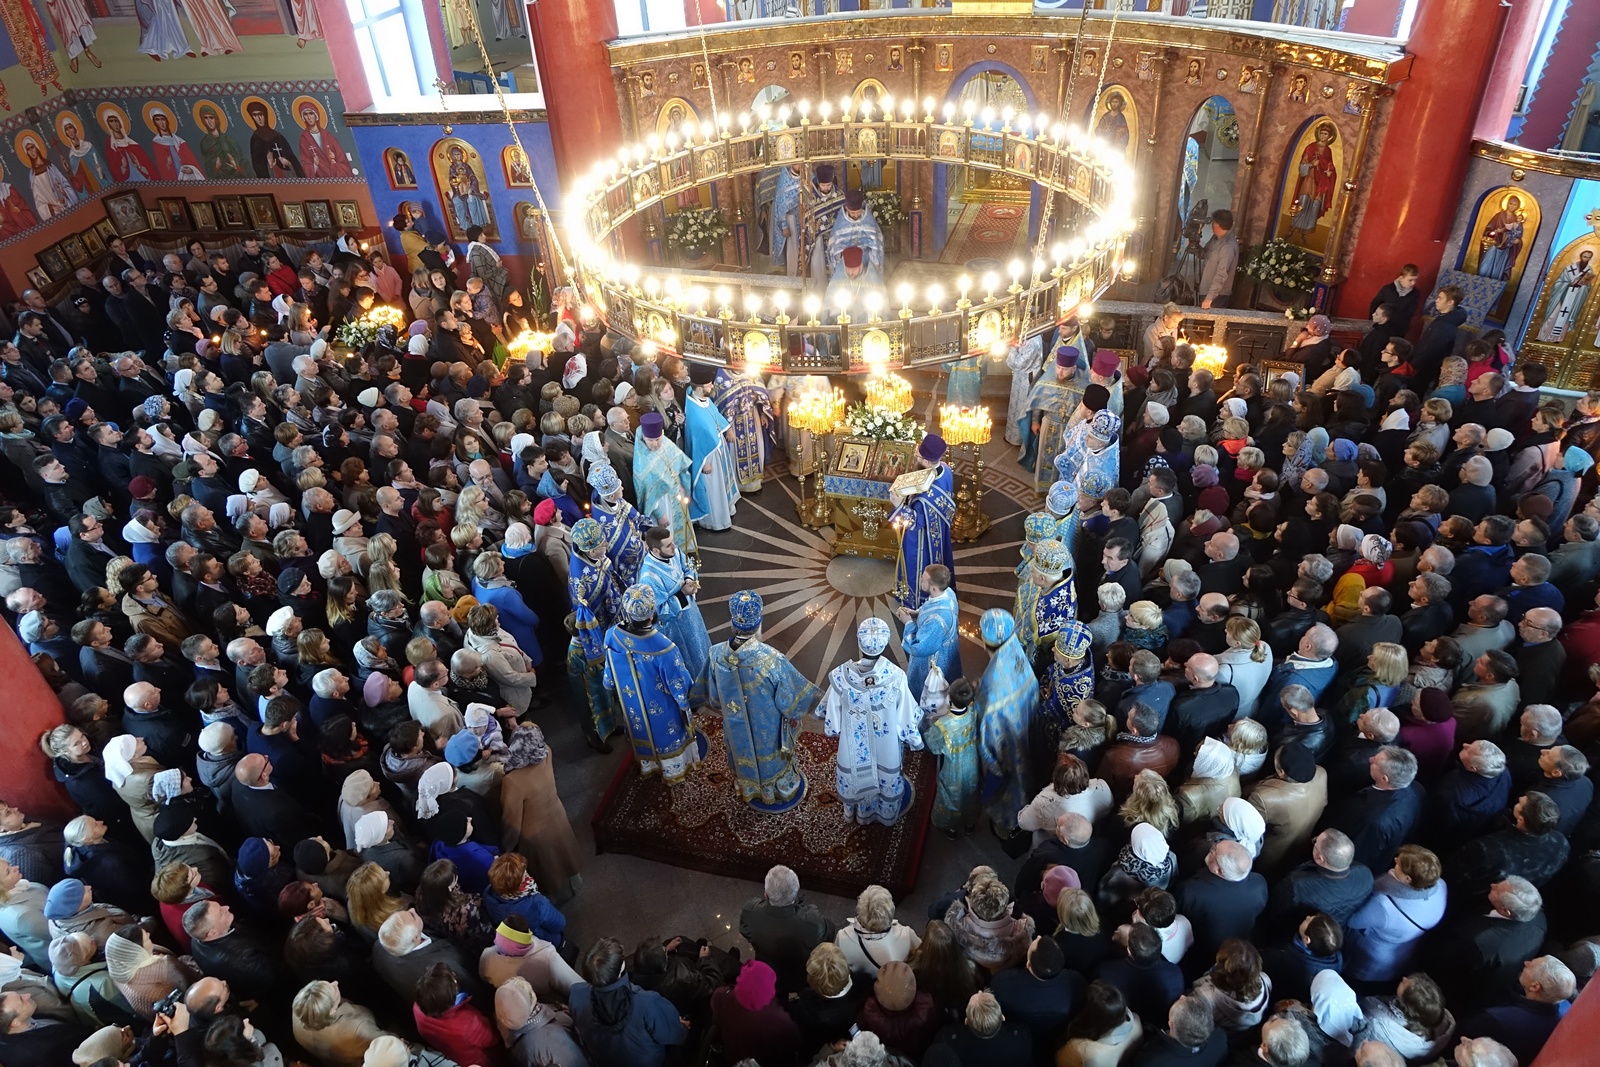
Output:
[347, 0, 429, 99]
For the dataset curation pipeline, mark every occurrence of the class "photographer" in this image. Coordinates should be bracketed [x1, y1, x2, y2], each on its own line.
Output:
[1198, 209, 1239, 310]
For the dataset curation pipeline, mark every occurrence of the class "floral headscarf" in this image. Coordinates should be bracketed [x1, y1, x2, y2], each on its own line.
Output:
[1360, 534, 1393, 567]
[504, 724, 550, 771]
[1117, 823, 1175, 885]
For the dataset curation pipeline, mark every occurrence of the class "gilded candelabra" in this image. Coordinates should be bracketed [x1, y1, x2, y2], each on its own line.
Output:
[790, 390, 844, 528]
[939, 404, 993, 542]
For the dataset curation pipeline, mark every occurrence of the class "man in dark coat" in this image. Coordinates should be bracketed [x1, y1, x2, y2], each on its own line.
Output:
[989, 937, 1082, 1054]
[1426, 876, 1549, 1013]
[1449, 792, 1570, 898]
[227, 753, 321, 847]
[1318, 745, 1423, 873]
[183, 898, 284, 1007]
[1171, 841, 1269, 980]
[737, 865, 831, 997]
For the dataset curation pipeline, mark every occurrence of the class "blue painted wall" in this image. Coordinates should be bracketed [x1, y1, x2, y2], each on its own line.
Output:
[346, 118, 562, 270]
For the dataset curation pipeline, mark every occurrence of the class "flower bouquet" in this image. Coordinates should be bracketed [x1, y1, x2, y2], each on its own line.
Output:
[864, 190, 908, 230]
[844, 402, 921, 442]
[666, 207, 732, 257]
[1243, 238, 1319, 293]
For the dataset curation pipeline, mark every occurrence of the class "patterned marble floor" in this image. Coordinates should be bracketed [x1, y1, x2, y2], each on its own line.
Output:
[692, 448, 1038, 686]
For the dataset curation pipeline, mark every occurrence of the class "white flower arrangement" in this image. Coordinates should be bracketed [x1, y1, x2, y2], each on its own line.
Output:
[666, 207, 732, 254]
[844, 402, 921, 442]
[864, 190, 908, 229]
[335, 318, 381, 350]
[1243, 239, 1319, 293]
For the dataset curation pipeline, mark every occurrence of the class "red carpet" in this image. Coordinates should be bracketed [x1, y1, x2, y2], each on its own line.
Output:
[592, 715, 936, 898]
[941, 203, 1028, 265]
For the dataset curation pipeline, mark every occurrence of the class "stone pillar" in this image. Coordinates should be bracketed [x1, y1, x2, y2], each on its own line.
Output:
[525, 0, 627, 184]
[1333, 0, 1510, 318]
[0, 626, 76, 818]
[1475, 0, 1549, 142]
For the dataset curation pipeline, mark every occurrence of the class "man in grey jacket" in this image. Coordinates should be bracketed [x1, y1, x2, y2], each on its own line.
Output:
[1198, 209, 1239, 310]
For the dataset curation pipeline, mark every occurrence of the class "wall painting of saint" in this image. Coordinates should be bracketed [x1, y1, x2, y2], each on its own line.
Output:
[1459, 185, 1541, 325]
[1090, 85, 1138, 166]
[430, 137, 498, 242]
[1272, 117, 1343, 258]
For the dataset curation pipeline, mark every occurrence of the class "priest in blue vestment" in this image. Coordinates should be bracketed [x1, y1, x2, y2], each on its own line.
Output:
[568, 518, 625, 665]
[713, 368, 772, 494]
[685, 363, 741, 531]
[896, 562, 961, 700]
[637, 526, 710, 686]
[976, 608, 1039, 835]
[589, 460, 652, 587]
[633, 412, 697, 560]
[889, 433, 956, 611]
[1017, 537, 1079, 676]
[826, 187, 885, 288]
[1020, 340, 1087, 491]
[695, 590, 819, 813]
[602, 583, 703, 783]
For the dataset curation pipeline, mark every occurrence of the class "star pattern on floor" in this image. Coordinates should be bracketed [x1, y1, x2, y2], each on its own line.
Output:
[693, 472, 1035, 685]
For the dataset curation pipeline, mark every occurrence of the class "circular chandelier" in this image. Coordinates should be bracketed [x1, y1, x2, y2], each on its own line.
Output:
[562, 93, 1139, 376]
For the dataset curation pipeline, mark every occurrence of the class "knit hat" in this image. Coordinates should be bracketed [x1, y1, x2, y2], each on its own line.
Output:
[363, 670, 392, 708]
[277, 566, 308, 597]
[495, 920, 534, 956]
[237, 837, 273, 879]
[409, 319, 430, 337]
[294, 838, 331, 875]
[128, 475, 157, 498]
[857, 616, 892, 656]
[44, 878, 86, 919]
[1125, 364, 1150, 389]
[1197, 485, 1230, 517]
[1418, 687, 1454, 724]
[874, 961, 918, 1012]
[433, 808, 471, 845]
[153, 805, 193, 842]
[1484, 428, 1514, 451]
[494, 977, 537, 1031]
[49, 932, 96, 978]
[444, 730, 480, 767]
[533, 499, 558, 526]
[1189, 464, 1218, 488]
[1519, 494, 1554, 522]
[733, 959, 778, 1012]
[1042, 864, 1080, 907]
[65, 398, 89, 421]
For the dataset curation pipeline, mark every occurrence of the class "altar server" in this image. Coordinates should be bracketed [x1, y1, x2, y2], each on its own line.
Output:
[977, 608, 1040, 835]
[897, 563, 961, 699]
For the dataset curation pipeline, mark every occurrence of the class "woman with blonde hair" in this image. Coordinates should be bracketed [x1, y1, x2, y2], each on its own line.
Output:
[345, 862, 409, 940]
[1226, 719, 1269, 780]
[0, 857, 49, 971]
[292, 979, 388, 1066]
[1118, 770, 1179, 838]
[455, 483, 505, 537]
[1053, 887, 1113, 974]
[1333, 641, 1410, 724]
[1216, 617, 1272, 719]
[946, 873, 1034, 973]
[1122, 601, 1168, 656]
[1061, 699, 1116, 766]
[835, 884, 922, 977]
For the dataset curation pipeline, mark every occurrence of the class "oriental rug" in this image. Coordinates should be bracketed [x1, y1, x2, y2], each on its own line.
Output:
[591, 715, 936, 898]
[940, 202, 1029, 266]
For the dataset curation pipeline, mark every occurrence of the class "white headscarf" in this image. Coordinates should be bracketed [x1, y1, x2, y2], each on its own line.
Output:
[354, 810, 389, 851]
[1333, 524, 1362, 551]
[1220, 796, 1266, 857]
[1130, 823, 1169, 866]
[415, 762, 454, 819]
[1190, 737, 1234, 781]
[1311, 970, 1364, 1046]
[509, 432, 537, 460]
[173, 368, 197, 402]
[1380, 407, 1411, 431]
[1223, 397, 1248, 420]
[149, 769, 184, 804]
[103, 735, 139, 789]
[582, 429, 607, 470]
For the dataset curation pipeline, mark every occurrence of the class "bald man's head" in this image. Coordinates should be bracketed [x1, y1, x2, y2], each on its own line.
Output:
[124, 681, 159, 711]
[1055, 812, 1092, 847]
[1185, 653, 1219, 687]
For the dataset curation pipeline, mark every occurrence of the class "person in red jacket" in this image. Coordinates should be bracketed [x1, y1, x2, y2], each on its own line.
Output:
[413, 960, 506, 1067]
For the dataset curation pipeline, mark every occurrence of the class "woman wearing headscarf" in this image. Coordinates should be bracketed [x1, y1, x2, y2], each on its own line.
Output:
[495, 975, 587, 1067]
[105, 925, 203, 1019]
[1285, 314, 1335, 382]
[1328, 534, 1394, 626]
[339, 769, 396, 851]
[48, 937, 137, 1027]
[413, 761, 496, 847]
[355, 810, 424, 892]
[1216, 797, 1267, 859]
[1322, 437, 1359, 496]
[500, 724, 581, 906]
[1280, 425, 1327, 493]
[1174, 737, 1242, 827]
[103, 734, 165, 843]
[1098, 823, 1176, 913]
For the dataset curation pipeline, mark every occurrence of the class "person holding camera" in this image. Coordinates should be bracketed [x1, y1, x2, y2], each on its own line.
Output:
[1198, 210, 1239, 310]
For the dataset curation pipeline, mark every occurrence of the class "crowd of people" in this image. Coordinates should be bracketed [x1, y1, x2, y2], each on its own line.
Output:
[0, 230, 1595, 1067]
